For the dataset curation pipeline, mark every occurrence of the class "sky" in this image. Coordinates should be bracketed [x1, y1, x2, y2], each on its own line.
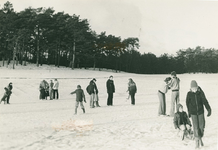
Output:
[0, 0, 218, 56]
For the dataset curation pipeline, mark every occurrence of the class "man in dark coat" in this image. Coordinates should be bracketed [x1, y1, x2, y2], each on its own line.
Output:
[106, 76, 115, 106]
[186, 80, 211, 149]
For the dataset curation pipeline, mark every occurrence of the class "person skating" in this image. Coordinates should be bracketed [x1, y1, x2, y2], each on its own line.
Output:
[106, 76, 115, 106]
[168, 71, 180, 117]
[173, 104, 192, 140]
[70, 85, 86, 115]
[157, 77, 171, 116]
[127, 78, 137, 105]
[186, 80, 212, 149]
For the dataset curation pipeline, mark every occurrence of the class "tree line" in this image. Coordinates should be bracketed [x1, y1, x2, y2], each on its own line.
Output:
[0, 2, 218, 74]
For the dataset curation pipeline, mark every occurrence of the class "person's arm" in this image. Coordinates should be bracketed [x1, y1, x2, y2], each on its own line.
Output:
[184, 112, 192, 126]
[70, 90, 76, 95]
[82, 90, 86, 103]
[186, 92, 191, 118]
[199, 87, 211, 117]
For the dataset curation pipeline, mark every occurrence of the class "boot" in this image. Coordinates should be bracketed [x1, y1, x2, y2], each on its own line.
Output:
[96, 101, 100, 107]
[199, 138, 204, 147]
[195, 139, 199, 149]
[82, 108, 85, 113]
[74, 108, 77, 115]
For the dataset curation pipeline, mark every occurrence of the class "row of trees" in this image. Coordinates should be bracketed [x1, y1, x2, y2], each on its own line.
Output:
[1, 2, 218, 74]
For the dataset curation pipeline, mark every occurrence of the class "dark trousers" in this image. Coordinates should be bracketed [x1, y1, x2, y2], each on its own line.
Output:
[191, 114, 205, 139]
[130, 92, 135, 105]
[107, 93, 113, 106]
[6, 95, 11, 104]
[53, 89, 59, 99]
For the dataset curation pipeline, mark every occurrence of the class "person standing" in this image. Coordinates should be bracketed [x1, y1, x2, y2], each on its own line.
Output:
[6, 82, 13, 104]
[39, 80, 46, 100]
[49, 80, 54, 100]
[127, 78, 137, 105]
[168, 71, 180, 117]
[157, 77, 171, 116]
[53, 79, 59, 99]
[186, 80, 211, 149]
[70, 85, 86, 115]
[106, 76, 115, 106]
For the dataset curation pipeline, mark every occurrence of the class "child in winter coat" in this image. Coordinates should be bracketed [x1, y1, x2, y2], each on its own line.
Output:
[70, 85, 86, 115]
[186, 80, 211, 149]
[173, 104, 192, 140]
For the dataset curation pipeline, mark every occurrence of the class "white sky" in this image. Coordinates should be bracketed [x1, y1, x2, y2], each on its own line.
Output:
[1, 0, 218, 56]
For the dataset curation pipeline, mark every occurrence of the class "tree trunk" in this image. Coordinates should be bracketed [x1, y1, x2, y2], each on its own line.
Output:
[71, 39, 75, 69]
[2, 57, 5, 67]
[12, 41, 17, 69]
[36, 26, 39, 67]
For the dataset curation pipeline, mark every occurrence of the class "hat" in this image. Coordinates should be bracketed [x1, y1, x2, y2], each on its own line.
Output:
[93, 78, 96, 81]
[190, 80, 198, 88]
[171, 71, 176, 76]
[164, 77, 171, 82]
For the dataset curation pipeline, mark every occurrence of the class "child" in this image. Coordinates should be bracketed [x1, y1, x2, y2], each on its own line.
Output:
[70, 85, 86, 115]
[0, 87, 9, 104]
[186, 80, 211, 149]
[173, 104, 192, 140]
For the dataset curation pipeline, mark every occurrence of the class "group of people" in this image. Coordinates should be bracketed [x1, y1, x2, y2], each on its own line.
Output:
[0, 82, 13, 104]
[39, 79, 59, 100]
[70, 75, 137, 115]
[158, 71, 212, 149]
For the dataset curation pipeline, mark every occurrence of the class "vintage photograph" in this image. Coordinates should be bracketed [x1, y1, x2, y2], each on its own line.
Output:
[0, 0, 217, 149]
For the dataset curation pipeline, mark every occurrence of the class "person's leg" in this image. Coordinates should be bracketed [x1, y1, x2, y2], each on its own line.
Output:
[53, 89, 56, 99]
[75, 101, 79, 115]
[6, 95, 10, 104]
[56, 90, 59, 99]
[90, 94, 94, 108]
[131, 93, 135, 105]
[176, 91, 180, 105]
[111, 93, 113, 105]
[80, 102, 85, 113]
[163, 94, 166, 115]
[107, 93, 110, 106]
[158, 92, 164, 115]
[170, 92, 176, 117]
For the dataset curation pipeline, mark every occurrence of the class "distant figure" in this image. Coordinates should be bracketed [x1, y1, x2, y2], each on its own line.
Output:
[70, 85, 86, 115]
[173, 104, 192, 140]
[186, 80, 211, 149]
[1, 87, 10, 104]
[53, 79, 59, 99]
[6, 82, 13, 104]
[127, 78, 137, 105]
[106, 76, 115, 106]
[158, 77, 171, 116]
[39, 80, 48, 100]
[168, 71, 180, 117]
[49, 80, 54, 100]
[44, 80, 49, 100]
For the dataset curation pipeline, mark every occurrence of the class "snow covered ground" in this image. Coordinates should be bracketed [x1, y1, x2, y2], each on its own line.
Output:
[0, 63, 217, 150]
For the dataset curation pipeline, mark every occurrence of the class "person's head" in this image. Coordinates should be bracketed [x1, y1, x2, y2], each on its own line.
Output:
[9, 82, 12, 85]
[171, 71, 177, 77]
[164, 77, 171, 83]
[190, 80, 198, 93]
[50, 80, 53, 82]
[177, 104, 183, 112]
[77, 85, 81, 89]
[129, 78, 133, 83]
[55, 79, 57, 81]
[93, 78, 96, 82]
[109, 75, 113, 80]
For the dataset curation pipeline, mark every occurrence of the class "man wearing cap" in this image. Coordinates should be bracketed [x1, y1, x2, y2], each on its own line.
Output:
[168, 71, 180, 117]
[158, 77, 171, 116]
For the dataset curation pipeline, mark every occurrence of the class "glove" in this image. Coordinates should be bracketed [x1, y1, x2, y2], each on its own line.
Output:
[207, 109, 211, 117]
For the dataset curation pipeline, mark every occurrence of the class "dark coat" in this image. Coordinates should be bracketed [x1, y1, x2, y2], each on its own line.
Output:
[87, 81, 98, 95]
[128, 82, 137, 94]
[186, 86, 211, 116]
[106, 79, 115, 93]
[71, 89, 85, 102]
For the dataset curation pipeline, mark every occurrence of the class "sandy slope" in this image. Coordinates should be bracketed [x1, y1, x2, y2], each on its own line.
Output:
[0, 63, 217, 150]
